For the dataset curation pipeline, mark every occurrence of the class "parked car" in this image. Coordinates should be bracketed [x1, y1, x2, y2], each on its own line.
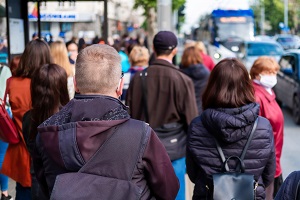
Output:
[273, 34, 300, 50]
[238, 40, 284, 71]
[254, 35, 273, 42]
[274, 50, 300, 124]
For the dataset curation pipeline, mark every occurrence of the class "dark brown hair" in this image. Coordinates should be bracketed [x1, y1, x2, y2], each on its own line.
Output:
[9, 55, 21, 77]
[16, 39, 52, 78]
[30, 63, 69, 140]
[154, 49, 173, 56]
[181, 46, 203, 68]
[202, 58, 255, 110]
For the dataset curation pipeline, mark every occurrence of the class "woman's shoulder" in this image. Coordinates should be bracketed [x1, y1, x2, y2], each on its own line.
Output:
[256, 116, 274, 140]
[189, 115, 208, 136]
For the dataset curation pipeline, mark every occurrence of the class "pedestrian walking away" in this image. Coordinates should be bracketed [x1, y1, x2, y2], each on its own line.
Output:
[126, 31, 198, 200]
[33, 44, 179, 200]
[186, 58, 276, 200]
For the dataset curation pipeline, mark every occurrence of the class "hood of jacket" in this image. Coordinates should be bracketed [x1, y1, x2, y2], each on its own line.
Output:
[201, 103, 259, 143]
[180, 63, 208, 80]
[37, 94, 130, 171]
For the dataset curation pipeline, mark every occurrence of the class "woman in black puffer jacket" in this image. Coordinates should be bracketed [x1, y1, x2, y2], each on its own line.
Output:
[180, 46, 210, 114]
[186, 58, 276, 200]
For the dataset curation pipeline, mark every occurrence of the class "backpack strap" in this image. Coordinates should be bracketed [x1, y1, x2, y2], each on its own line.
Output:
[214, 138, 230, 172]
[140, 68, 149, 123]
[214, 118, 258, 172]
[240, 118, 258, 161]
[79, 119, 149, 181]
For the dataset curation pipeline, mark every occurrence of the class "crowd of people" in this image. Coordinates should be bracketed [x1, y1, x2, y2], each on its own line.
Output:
[0, 29, 295, 200]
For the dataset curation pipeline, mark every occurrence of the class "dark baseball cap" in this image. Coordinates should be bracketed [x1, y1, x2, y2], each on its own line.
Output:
[153, 31, 178, 50]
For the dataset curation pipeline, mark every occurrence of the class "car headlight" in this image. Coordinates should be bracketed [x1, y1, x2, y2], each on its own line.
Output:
[214, 53, 221, 60]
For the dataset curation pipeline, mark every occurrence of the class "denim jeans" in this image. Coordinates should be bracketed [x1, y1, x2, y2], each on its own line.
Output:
[0, 140, 9, 191]
[172, 157, 186, 200]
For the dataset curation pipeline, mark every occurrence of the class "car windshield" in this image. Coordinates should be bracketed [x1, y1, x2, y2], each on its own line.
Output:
[277, 37, 294, 43]
[247, 43, 283, 56]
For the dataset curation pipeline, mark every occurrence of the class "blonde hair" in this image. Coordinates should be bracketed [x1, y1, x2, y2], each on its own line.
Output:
[195, 41, 207, 54]
[75, 44, 121, 94]
[50, 41, 73, 77]
[129, 46, 149, 66]
[250, 56, 280, 79]
[184, 40, 196, 49]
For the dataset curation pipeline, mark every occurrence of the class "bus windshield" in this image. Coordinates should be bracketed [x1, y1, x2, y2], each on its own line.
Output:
[216, 22, 254, 41]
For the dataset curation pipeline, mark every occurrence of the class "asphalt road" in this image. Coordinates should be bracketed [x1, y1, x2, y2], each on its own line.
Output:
[7, 107, 300, 199]
[281, 106, 300, 178]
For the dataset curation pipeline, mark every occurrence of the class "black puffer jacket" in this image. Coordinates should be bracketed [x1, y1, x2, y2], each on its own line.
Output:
[180, 63, 210, 114]
[187, 103, 276, 200]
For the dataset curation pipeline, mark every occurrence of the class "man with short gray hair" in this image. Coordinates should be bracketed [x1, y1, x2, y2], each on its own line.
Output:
[34, 44, 179, 199]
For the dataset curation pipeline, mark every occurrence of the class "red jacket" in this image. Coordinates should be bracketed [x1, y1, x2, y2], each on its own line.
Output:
[201, 52, 215, 71]
[1, 77, 31, 187]
[253, 82, 284, 178]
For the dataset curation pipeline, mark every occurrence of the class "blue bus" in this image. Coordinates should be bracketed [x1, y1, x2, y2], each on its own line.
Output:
[196, 9, 255, 52]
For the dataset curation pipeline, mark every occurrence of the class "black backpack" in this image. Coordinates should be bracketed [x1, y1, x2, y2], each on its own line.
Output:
[208, 118, 258, 200]
[50, 119, 148, 200]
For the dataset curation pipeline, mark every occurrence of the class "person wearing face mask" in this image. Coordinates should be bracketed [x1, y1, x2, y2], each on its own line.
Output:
[250, 56, 284, 200]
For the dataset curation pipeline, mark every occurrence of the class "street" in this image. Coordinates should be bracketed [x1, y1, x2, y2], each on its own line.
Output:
[7, 106, 300, 199]
[281, 106, 300, 178]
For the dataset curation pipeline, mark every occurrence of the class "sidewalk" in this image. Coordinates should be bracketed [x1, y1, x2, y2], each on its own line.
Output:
[8, 178, 15, 198]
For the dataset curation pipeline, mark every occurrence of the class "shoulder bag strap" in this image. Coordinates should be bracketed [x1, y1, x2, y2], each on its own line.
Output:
[3, 77, 11, 105]
[140, 68, 149, 123]
[79, 119, 148, 181]
[0, 64, 3, 76]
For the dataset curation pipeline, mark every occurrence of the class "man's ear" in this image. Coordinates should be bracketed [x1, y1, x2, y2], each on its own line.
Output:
[172, 47, 178, 56]
[73, 76, 80, 93]
[116, 78, 124, 97]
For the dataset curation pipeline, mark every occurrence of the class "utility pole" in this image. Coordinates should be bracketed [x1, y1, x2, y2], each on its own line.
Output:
[260, 0, 265, 35]
[157, 0, 172, 31]
[284, 0, 288, 29]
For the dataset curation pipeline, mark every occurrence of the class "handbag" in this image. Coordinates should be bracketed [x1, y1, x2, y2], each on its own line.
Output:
[210, 118, 258, 200]
[140, 69, 186, 161]
[0, 77, 20, 144]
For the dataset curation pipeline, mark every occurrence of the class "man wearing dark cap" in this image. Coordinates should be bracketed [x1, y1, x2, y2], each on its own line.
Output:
[126, 31, 198, 199]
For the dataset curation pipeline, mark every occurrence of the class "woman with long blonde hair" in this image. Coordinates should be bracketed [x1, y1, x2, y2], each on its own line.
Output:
[50, 41, 75, 99]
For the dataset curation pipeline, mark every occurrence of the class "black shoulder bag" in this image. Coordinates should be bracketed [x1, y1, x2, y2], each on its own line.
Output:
[211, 118, 259, 200]
[140, 68, 186, 161]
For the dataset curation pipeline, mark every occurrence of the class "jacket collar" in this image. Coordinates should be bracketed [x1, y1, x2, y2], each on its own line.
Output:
[252, 81, 276, 102]
[151, 59, 178, 70]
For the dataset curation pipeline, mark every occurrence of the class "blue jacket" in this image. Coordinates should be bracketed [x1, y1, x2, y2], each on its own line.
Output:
[187, 103, 276, 200]
[274, 171, 300, 200]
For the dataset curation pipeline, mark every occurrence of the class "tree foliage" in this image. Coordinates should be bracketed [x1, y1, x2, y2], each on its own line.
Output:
[134, 0, 186, 15]
[251, 0, 300, 34]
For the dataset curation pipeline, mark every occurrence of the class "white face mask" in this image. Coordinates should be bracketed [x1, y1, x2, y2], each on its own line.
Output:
[259, 74, 277, 88]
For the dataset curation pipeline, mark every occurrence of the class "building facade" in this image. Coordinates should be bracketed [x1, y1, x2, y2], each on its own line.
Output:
[28, 0, 144, 42]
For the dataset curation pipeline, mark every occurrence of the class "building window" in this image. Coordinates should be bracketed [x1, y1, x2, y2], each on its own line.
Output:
[61, 22, 72, 32]
[41, 22, 51, 32]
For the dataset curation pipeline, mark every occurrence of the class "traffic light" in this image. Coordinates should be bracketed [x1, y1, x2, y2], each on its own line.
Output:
[178, 5, 185, 17]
